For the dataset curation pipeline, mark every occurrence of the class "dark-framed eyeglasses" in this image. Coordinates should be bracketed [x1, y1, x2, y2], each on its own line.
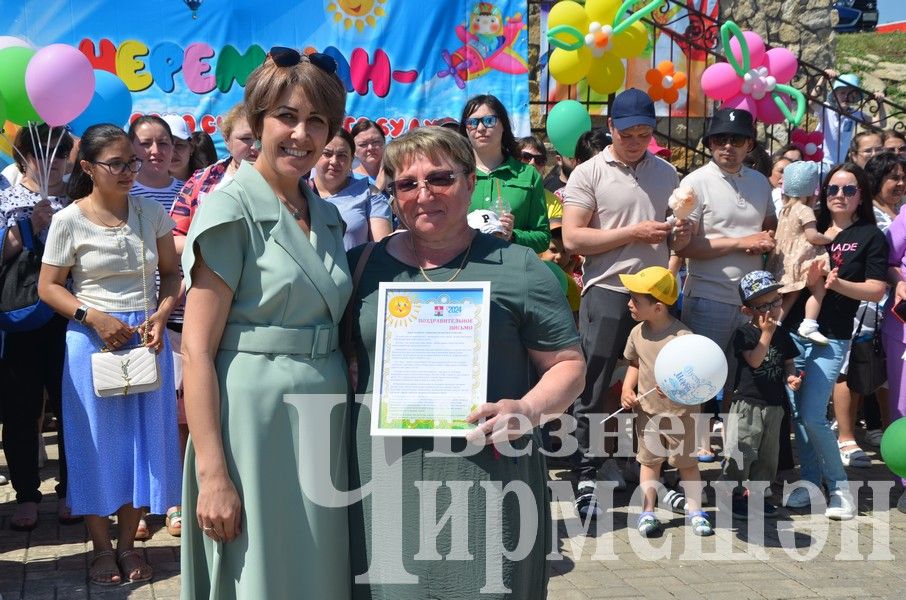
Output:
[826, 184, 859, 198]
[267, 46, 337, 74]
[93, 157, 143, 175]
[519, 151, 547, 166]
[387, 170, 466, 199]
[465, 115, 498, 130]
[752, 297, 782, 313]
[710, 134, 749, 148]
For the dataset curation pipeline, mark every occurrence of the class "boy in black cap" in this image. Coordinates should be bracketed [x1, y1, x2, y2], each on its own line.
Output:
[722, 270, 802, 519]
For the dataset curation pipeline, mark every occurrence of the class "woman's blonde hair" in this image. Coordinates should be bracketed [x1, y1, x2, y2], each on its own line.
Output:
[244, 55, 346, 141]
[382, 126, 476, 184]
[779, 192, 811, 216]
[220, 102, 247, 141]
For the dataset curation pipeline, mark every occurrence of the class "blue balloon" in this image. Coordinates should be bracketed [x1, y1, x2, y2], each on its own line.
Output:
[68, 70, 132, 136]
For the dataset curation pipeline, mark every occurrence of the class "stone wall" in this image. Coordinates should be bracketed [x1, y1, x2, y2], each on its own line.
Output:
[719, 0, 837, 70]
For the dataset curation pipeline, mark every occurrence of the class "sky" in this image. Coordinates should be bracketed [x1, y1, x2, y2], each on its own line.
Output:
[878, 0, 906, 24]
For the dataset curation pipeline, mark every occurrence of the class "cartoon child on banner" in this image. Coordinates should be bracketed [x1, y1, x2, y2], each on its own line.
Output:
[437, 2, 528, 87]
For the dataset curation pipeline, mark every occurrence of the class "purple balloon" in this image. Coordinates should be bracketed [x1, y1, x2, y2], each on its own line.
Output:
[25, 44, 95, 127]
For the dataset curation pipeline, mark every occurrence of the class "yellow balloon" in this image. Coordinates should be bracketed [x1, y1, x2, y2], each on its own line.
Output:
[585, 0, 620, 25]
[612, 21, 649, 58]
[550, 47, 592, 85]
[587, 54, 626, 96]
[548, 0, 588, 31]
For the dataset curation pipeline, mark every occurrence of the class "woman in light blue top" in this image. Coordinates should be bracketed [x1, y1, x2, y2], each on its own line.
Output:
[314, 128, 392, 249]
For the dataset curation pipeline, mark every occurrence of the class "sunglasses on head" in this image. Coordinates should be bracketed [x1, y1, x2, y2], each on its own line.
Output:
[710, 134, 749, 148]
[268, 46, 337, 74]
[826, 184, 859, 198]
[465, 115, 498, 130]
[519, 151, 547, 166]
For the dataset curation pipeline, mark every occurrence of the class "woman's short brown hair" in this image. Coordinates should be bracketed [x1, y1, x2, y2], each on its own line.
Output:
[382, 126, 476, 184]
[13, 124, 73, 172]
[244, 55, 346, 141]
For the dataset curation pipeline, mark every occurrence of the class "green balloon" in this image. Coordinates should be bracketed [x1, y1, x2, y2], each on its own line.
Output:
[881, 417, 906, 479]
[0, 47, 42, 126]
[0, 90, 7, 128]
[546, 100, 591, 158]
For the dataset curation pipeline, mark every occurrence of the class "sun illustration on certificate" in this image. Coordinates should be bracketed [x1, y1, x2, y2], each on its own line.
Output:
[386, 295, 417, 327]
[327, 0, 387, 32]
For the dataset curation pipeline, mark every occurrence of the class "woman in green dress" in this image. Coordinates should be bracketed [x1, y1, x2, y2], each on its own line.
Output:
[347, 127, 585, 599]
[180, 49, 352, 599]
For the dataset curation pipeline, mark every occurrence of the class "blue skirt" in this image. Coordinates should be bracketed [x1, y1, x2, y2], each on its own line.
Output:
[63, 310, 182, 516]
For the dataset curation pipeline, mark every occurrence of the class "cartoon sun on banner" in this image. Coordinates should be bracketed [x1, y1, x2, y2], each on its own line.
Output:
[327, 0, 387, 32]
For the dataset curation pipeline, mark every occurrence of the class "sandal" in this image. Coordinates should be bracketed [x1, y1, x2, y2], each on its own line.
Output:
[58, 500, 84, 526]
[10, 502, 38, 532]
[838, 440, 871, 468]
[134, 516, 151, 541]
[89, 550, 121, 586]
[661, 489, 688, 515]
[165, 507, 182, 537]
[637, 511, 662, 537]
[688, 510, 714, 536]
[117, 549, 153, 583]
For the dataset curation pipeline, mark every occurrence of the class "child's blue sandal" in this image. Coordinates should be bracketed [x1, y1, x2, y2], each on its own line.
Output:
[688, 510, 714, 536]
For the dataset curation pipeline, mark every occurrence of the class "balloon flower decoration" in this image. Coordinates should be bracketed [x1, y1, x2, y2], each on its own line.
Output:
[790, 128, 824, 162]
[701, 21, 806, 126]
[547, 0, 663, 96]
[645, 60, 686, 104]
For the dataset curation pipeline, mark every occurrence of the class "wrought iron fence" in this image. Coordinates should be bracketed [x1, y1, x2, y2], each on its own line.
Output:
[528, 0, 906, 175]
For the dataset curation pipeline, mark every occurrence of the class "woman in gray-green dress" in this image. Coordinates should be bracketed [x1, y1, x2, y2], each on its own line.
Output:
[180, 49, 352, 599]
[347, 126, 586, 599]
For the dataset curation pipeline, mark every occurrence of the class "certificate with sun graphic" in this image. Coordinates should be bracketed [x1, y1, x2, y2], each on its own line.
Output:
[371, 281, 490, 437]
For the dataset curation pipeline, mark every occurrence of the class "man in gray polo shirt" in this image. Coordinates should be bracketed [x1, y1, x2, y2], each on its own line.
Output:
[562, 88, 691, 518]
[676, 108, 777, 460]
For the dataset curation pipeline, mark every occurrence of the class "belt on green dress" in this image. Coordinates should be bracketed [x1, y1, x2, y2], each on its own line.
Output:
[218, 323, 339, 358]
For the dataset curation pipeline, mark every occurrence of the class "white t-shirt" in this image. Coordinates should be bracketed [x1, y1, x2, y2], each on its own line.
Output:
[561, 147, 678, 293]
[682, 161, 774, 305]
[43, 195, 176, 312]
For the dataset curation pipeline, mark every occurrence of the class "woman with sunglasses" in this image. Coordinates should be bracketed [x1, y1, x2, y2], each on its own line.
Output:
[314, 128, 392, 250]
[782, 163, 888, 519]
[516, 135, 564, 228]
[0, 125, 76, 532]
[346, 126, 584, 598]
[351, 118, 386, 187]
[37, 124, 181, 584]
[179, 48, 352, 598]
[459, 95, 550, 252]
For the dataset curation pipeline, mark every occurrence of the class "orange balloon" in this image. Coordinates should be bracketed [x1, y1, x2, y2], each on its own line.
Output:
[657, 60, 674, 76]
[664, 88, 679, 104]
[645, 68, 662, 86]
[673, 72, 688, 88]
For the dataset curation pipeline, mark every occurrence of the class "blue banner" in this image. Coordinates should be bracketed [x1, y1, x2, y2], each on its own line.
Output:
[2, 0, 530, 160]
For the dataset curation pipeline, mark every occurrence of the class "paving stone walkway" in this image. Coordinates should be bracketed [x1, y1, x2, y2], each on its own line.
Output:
[1, 431, 904, 599]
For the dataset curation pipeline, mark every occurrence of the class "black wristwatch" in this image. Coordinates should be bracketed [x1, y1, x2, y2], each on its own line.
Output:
[74, 305, 89, 323]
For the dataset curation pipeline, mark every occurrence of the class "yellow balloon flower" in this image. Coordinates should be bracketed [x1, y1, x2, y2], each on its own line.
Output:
[547, 0, 661, 96]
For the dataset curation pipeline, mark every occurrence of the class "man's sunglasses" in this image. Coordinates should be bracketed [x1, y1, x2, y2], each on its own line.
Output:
[268, 46, 337, 74]
[710, 134, 749, 148]
[465, 115, 498, 130]
[519, 151, 547, 166]
[826, 184, 859, 198]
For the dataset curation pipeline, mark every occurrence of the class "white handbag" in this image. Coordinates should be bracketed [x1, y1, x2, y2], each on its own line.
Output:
[90, 200, 161, 397]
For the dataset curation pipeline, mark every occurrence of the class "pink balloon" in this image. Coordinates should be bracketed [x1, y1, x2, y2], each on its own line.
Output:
[25, 44, 95, 126]
[729, 31, 766, 70]
[701, 62, 742, 101]
[763, 48, 798, 84]
[0, 36, 34, 51]
[755, 94, 788, 125]
[722, 93, 759, 117]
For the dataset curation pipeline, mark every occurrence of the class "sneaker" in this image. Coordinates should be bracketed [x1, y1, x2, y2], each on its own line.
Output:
[661, 489, 688, 514]
[838, 440, 871, 468]
[784, 487, 812, 509]
[637, 511, 662, 537]
[864, 429, 883, 448]
[575, 481, 602, 520]
[897, 489, 906, 514]
[599, 459, 626, 491]
[688, 511, 714, 536]
[798, 321, 830, 345]
[825, 489, 856, 520]
[731, 494, 750, 520]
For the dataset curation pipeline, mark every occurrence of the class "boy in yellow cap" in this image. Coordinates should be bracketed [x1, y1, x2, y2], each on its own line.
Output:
[619, 266, 713, 537]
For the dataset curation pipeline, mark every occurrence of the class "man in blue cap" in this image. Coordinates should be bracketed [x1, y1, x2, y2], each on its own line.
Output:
[561, 88, 692, 519]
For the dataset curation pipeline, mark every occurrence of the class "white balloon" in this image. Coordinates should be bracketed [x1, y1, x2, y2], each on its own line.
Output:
[654, 334, 728, 406]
